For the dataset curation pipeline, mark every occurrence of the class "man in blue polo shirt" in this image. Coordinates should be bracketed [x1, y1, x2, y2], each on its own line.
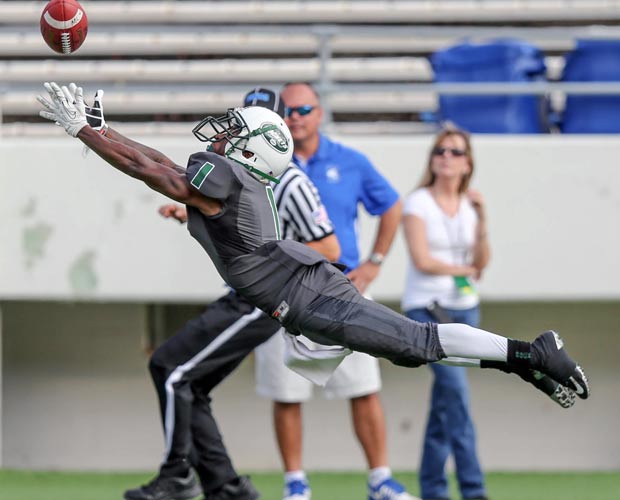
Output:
[254, 82, 410, 500]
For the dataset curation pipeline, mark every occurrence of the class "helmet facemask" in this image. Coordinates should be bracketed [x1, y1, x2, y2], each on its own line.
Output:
[192, 107, 292, 184]
[192, 110, 240, 153]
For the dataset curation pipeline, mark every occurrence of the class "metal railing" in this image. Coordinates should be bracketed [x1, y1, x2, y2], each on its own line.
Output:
[4, 21, 620, 130]
[4, 0, 620, 25]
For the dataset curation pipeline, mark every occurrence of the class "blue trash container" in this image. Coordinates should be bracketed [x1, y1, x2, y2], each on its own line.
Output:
[431, 39, 548, 133]
[562, 39, 620, 133]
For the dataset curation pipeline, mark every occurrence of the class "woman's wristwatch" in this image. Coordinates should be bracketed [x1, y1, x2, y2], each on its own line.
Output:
[368, 252, 385, 266]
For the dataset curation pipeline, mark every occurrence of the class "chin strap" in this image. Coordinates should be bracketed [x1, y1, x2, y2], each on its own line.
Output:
[248, 123, 277, 137]
[227, 156, 280, 184]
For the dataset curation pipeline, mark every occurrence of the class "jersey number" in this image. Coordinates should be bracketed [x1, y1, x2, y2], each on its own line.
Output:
[266, 185, 281, 240]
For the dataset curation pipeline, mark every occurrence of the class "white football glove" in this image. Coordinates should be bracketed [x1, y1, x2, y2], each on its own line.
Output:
[37, 82, 88, 137]
[71, 85, 107, 156]
[65, 83, 106, 132]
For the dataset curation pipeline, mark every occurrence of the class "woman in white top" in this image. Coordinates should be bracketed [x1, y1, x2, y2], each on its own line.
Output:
[402, 126, 490, 500]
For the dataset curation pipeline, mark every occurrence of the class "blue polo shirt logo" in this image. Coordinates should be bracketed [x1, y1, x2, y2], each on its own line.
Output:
[326, 166, 340, 183]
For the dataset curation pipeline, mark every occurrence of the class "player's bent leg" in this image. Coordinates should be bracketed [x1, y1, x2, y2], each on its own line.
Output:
[189, 390, 237, 494]
[127, 293, 279, 500]
[124, 359, 202, 500]
[144, 335, 203, 487]
[185, 302, 280, 498]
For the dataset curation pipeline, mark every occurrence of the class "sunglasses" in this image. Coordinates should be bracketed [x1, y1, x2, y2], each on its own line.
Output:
[432, 147, 467, 157]
[284, 105, 316, 118]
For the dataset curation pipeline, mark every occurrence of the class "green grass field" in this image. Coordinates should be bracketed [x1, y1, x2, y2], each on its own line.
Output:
[1, 470, 619, 500]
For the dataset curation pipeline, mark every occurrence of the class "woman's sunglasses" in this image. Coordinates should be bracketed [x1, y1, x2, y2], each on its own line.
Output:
[432, 147, 467, 157]
[284, 105, 316, 118]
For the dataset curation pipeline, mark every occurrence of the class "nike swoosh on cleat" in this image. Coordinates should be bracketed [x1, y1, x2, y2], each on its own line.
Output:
[569, 376, 585, 395]
[552, 331, 564, 350]
[567, 366, 590, 399]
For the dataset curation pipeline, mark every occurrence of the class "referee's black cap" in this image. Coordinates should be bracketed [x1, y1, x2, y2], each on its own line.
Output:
[242, 87, 285, 118]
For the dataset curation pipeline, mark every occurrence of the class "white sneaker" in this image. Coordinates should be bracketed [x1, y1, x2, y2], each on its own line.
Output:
[283, 479, 311, 500]
[368, 477, 420, 500]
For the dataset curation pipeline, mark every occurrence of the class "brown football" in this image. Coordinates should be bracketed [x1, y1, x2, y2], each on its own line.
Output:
[40, 0, 88, 55]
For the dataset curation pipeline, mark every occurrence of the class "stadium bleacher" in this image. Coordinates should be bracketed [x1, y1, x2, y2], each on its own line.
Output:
[2, 0, 620, 134]
[431, 39, 551, 133]
[561, 38, 620, 133]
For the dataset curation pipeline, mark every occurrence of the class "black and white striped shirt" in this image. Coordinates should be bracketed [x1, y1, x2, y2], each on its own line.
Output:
[272, 164, 334, 243]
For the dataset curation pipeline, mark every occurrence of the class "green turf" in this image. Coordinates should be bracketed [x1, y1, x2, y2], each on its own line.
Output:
[0, 470, 618, 500]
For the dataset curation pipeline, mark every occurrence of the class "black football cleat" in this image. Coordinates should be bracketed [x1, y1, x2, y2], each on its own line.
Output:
[531, 330, 590, 399]
[523, 370, 576, 409]
[482, 360, 575, 408]
[124, 470, 202, 500]
[205, 476, 260, 500]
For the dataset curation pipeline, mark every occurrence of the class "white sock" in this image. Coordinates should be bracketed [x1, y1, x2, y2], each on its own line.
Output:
[285, 470, 307, 484]
[437, 323, 508, 361]
[441, 356, 481, 367]
[368, 466, 391, 487]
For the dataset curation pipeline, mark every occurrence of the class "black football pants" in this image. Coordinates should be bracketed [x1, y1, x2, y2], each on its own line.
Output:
[148, 290, 281, 494]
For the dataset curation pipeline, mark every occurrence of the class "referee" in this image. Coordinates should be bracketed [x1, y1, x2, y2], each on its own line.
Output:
[124, 88, 340, 500]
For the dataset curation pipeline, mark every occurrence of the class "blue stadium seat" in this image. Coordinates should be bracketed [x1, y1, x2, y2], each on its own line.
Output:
[431, 39, 549, 133]
[561, 39, 620, 133]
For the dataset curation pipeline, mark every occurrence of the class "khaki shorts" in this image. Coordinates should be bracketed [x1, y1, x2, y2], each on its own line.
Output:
[254, 327, 381, 402]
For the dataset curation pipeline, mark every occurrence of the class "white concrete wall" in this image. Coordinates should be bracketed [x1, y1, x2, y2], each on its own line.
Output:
[1, 300, 618, 471]
[1, 135, 619, 472]
[1, 135, 619, 302]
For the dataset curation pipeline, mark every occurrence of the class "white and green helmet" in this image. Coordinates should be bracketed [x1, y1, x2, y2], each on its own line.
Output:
[192, 106, 293, 184]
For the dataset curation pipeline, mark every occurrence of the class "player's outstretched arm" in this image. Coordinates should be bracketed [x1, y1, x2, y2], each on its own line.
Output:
[106, 128, 181, 171]
[80, 127, 218, 214]
[78, 126, 193, 203]
[80, 86, 180, 171]
[37, 82, 215, 213]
